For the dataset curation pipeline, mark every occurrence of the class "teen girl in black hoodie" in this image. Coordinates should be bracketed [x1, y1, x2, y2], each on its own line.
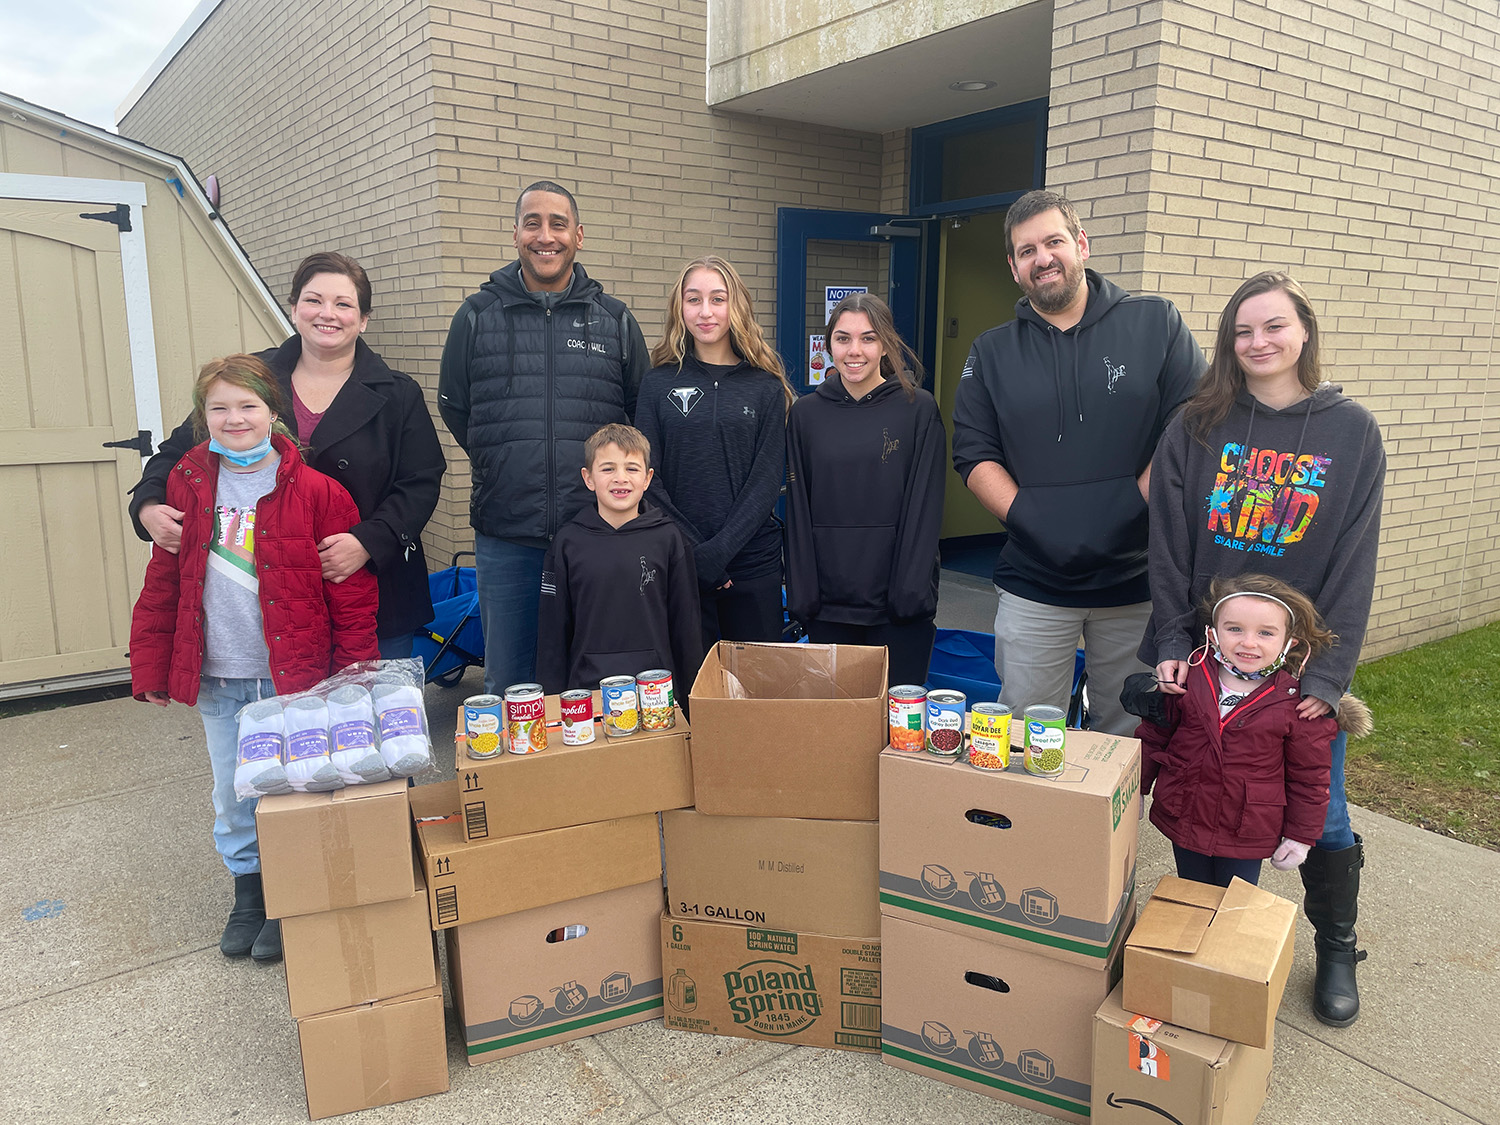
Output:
[786, 293, 946, 686]
[636, 256, 798, 651]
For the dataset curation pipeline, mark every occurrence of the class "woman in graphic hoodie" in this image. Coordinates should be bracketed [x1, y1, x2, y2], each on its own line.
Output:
[786, 293, 946, 686]
[1141, 272, 1386, 1031]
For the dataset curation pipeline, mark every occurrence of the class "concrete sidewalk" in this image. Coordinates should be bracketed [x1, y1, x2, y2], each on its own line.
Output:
[2, 613, 1496, 1122]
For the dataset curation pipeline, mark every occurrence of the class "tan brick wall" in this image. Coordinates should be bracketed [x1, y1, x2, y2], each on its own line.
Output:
[1047, 0, 1500, 660]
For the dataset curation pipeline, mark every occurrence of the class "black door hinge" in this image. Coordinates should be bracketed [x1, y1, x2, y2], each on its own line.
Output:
[80, 203, 133, 232]
[103, 430, 154, 456]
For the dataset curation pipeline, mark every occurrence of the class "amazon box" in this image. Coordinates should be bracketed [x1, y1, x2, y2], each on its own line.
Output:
[879, 735, 1140, 967]
[454, 693, 692, 841]
[296, 985, 448, 1120]
[409, 780, 661, 930]
[1124, 877, 1296, 1049]
[661, 915, 882, 1052]
[663, 808, 879, 938]
[447, 881, 665, 1064]
[1092, 983, 1273, 1125]
[688, 642, 888, 820]
[881, 904, 1132, 1125]
[256, 779, 415, 919]
[282, 850, 437, 1019]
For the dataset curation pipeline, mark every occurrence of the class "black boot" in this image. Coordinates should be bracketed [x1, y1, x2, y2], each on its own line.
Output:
[221, 872, 267, 958]
[251, 917, 282, 963]
[1300, 834, 1367, 1027]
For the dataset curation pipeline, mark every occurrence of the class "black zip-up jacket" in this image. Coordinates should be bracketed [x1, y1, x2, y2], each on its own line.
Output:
[785, 375, 946, 627]
[951, 270, 1205, 605]
[634, 354, 787, 588]
[127, 335, 445, 640]
[438, 262, 649, 544]
[535, 505, 703, 696]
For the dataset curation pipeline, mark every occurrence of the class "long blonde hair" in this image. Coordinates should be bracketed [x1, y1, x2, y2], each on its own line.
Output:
[649, 256, 797, 414]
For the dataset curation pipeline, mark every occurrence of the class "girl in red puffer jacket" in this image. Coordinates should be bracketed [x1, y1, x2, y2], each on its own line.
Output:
[1127, 573, 1343, 889]
[130, 355, 378, 964]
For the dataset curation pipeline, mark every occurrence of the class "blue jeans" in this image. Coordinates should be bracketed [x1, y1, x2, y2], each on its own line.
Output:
[474, 533, 546, 695]
[1316, 729, 1355, 850]
[196, 676, 275, 876]
[377, 632, 414, 660]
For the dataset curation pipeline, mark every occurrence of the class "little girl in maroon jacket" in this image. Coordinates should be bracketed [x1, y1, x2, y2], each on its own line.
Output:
[130, 355, 378, 963]
[1124, 573, 1353, 888]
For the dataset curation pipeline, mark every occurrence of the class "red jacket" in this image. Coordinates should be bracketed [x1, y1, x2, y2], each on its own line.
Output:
[1136, 658, 1335, 858]
[130, 435, 379, 705]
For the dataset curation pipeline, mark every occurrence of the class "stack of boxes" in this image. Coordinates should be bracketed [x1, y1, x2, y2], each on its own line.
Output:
[878, 727, 1142, 1123]
[414, 690, 693, 1065]
[660, 642, 888, 1052]
[255, 780, 448, 1120]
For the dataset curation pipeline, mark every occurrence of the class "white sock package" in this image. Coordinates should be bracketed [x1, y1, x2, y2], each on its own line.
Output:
[283, 696, 341, 792]
[234, 698, 291, 800]
[373, 681, 432, 776]
[327, 684, 390, 785]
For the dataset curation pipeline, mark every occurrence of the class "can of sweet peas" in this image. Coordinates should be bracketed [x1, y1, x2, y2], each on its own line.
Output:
[1023, 704, 1067, 777]
[926, 690, 966, 758]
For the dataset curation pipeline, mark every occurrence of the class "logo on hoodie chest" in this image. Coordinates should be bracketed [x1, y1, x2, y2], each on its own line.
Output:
[670, 387, 703, 416]
[1104, 356, 1126, 393]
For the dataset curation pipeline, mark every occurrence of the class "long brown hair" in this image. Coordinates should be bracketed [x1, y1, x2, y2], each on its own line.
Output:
[1203, 572, 1336, 673]
[825, 292, 922, 402]
[649, 256, 797, 414]
[1183, 271, 1322, 443]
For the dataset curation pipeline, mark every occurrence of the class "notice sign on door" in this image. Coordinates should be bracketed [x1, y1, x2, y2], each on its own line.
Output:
[825, 286, 868, 322]
[808, 335, 828, 385]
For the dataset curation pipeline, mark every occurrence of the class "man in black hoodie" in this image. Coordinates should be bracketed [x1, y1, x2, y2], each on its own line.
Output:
[951, 191, 1205, 735]
[439, 181, 649, 693]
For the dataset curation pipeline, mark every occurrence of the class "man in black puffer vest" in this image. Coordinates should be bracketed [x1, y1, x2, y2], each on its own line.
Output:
[439, 181, 649, 693]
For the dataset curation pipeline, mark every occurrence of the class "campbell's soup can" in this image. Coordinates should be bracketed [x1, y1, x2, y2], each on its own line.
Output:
[637, 669, 676, 731]
[968, 703, 1012, 770]
[600, 675, 639, 738]
[1023, 704, 1067, 777]
[926, 689, 966, 757]
[504, 683, 547, 754]
[888, 685, 926, 753]
[560, 690, 595, 745]
[463, 694, 504, 759]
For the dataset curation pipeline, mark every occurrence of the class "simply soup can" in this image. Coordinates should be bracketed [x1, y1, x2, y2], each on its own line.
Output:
[504, 683, 547, 754]
[560, 690, 595, 745]
[636, 669, 675, 731]
[463, 694, 504, 759]
[600, 676, 639, 738]
[926, 690, 966, 757]
[888, 685, 926, 753]
[1023, 704, 1067, 777]
[968, 703, 1012, 771]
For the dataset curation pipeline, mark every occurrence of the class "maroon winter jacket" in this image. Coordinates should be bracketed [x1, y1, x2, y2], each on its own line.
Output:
[1135, 657, 1335, 858]
[130, 435, 379, 705]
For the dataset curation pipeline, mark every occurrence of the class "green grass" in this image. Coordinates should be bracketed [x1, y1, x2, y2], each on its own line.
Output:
[1345, 621, 1500, 850]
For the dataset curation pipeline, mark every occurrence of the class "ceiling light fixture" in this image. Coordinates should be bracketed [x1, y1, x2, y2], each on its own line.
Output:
[949, 79, 996, 92]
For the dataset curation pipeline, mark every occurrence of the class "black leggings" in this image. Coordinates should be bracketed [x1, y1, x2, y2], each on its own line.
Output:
[805, 618, 937, 688]
[1172, 845, 1263, 888]
[700, 571, 786, 652]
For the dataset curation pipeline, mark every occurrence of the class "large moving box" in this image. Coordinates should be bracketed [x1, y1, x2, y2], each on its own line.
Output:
[880, 900, 1133, 1124]
[296, 985, 448, 1120]
[1124, 877, 1296, 1049]
[663, 809, 880, 938]
[688, 642, 887, 820]
[256, 779, 416, 919]
[879, 735, 1140, 966]
[662, 915, 881, 1052]
[1092, 984, 1273, 1125]
[454, 693, 692, 840]
[448, 881, 665, 1064]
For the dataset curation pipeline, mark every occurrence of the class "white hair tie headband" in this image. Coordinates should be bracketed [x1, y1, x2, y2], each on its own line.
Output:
[1212, 590, 1295, 623]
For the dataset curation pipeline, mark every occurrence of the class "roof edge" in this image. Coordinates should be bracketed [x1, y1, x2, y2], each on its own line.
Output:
[115, 0, 226, 125]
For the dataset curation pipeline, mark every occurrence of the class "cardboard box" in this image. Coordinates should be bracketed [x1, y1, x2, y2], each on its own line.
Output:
[454, 693, 693, 841]
[1092, 983, 1273, 1125]
[409, 780, 662, 930]
[296, 985, 448, 1120]
[1124, 877, 1296, 1049]
[447, 880, 665, 1064]
[663, 808, 879, 938]
[879, 735, 1140, 966]
[687, 642, 888, 820]
[661, 915, 882, 1052]
[881, 905, 1132, 1125]
[282, 850, 438, 1018]
[256, 779, 415, 919]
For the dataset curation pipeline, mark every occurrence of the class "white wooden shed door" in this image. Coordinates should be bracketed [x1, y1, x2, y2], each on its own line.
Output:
[0, 199, 149, 691]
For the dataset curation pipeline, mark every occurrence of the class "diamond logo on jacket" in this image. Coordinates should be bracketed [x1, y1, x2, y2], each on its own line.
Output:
[670, 387, 703, 416]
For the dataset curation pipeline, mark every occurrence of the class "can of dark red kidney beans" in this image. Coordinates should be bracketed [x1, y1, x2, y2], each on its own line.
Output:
[926, 689, 966, 757]
[560, 689, 595, 745]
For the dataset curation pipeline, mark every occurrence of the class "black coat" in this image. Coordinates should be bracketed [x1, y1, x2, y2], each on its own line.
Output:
[129, 336, 446, 640]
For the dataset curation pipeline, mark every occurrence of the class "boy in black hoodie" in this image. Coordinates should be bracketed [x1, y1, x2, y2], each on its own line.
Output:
[536, 424, 703, 696]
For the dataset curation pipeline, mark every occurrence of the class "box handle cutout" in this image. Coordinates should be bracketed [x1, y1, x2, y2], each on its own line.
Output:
[546, 924, 589, 943]
[965, 809, 1013, 829]
[964, 972, 1010, 993]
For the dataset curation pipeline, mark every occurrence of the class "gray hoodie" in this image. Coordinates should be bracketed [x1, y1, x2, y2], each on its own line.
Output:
[1140, 384, 1386, 708]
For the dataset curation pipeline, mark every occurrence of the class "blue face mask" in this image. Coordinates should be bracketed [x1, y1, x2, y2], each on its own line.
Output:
[209, 434, 274, 467]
